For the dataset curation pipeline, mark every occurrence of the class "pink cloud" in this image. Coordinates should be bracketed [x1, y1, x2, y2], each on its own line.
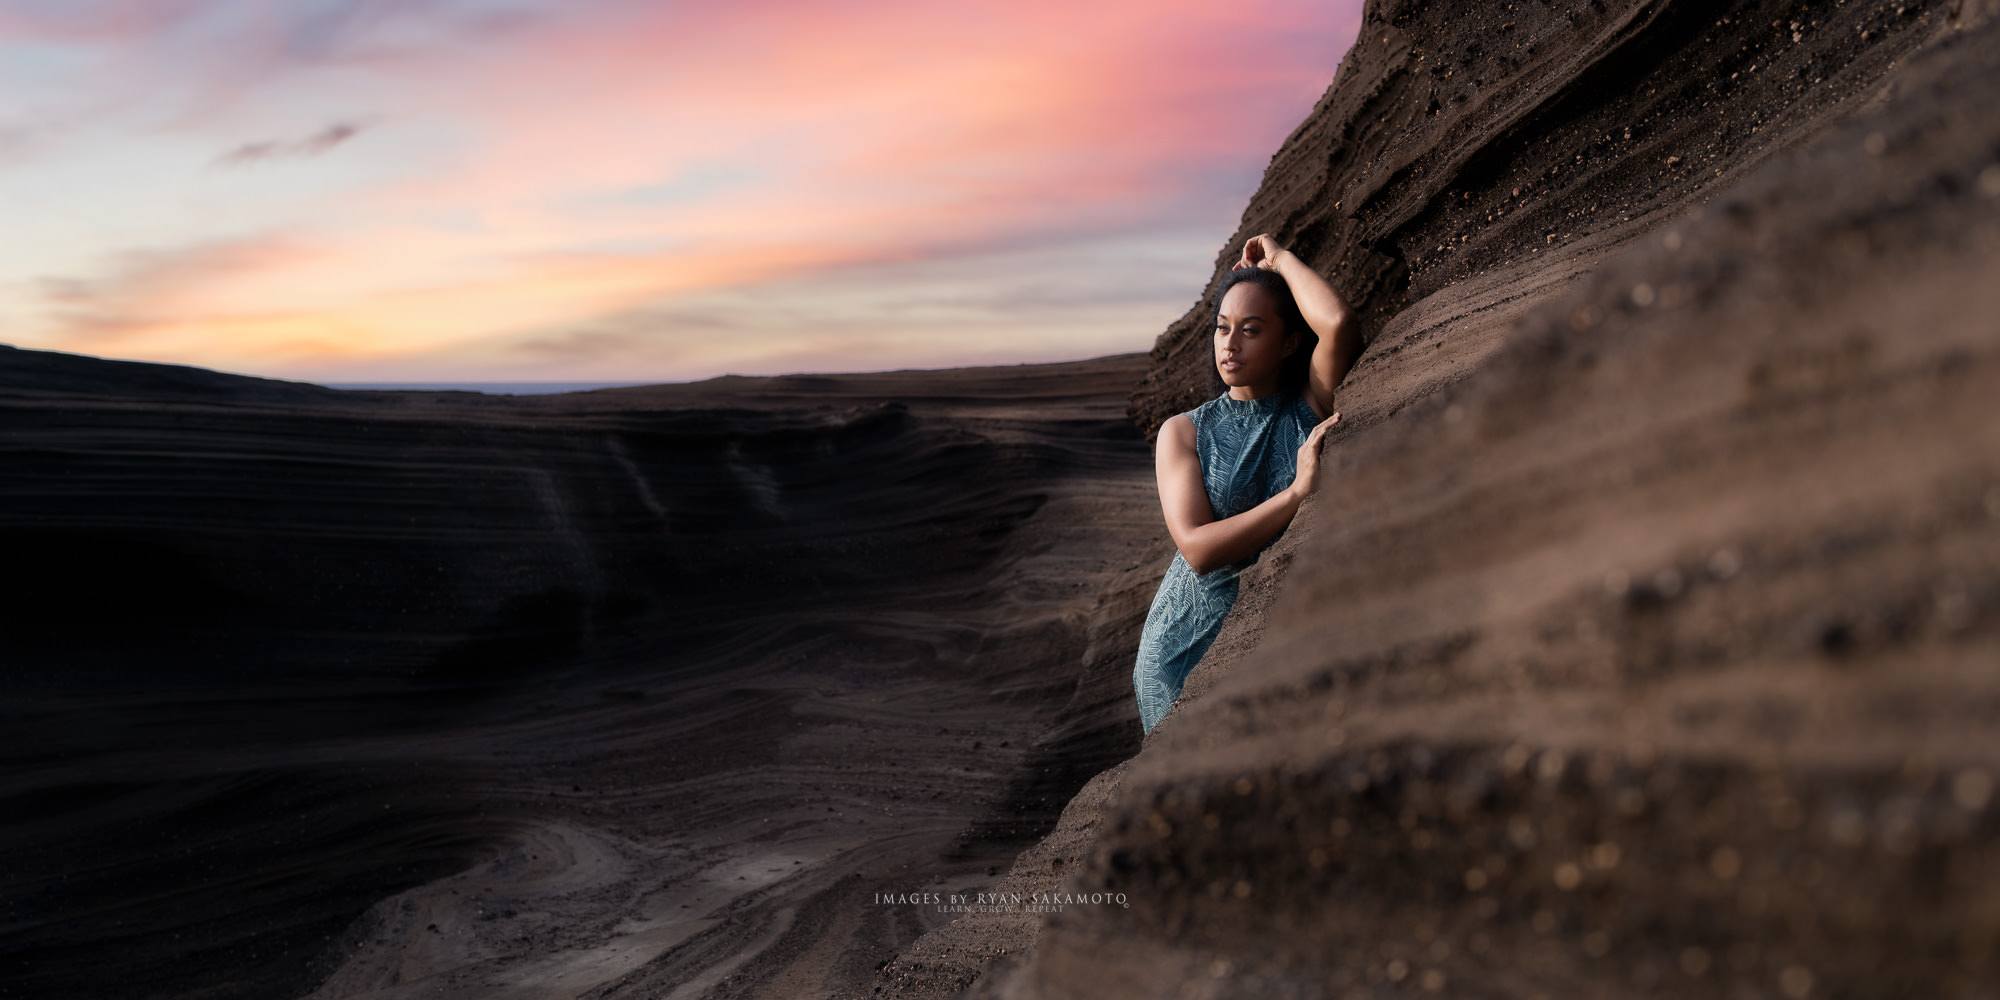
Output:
[0, 0, 211, 44]
[37, 231, 333, 348]
[13, 0, 1363, 378]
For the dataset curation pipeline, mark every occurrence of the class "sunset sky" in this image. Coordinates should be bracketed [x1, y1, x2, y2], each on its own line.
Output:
[0, 0, 1361, 384]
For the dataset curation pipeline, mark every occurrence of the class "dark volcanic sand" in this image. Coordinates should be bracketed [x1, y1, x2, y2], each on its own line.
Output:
[8, 0, 2000, 997]
[0, 352, 1168, 998]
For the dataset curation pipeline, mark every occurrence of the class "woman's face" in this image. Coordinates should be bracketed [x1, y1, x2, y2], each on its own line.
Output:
[1214, 281, 1294, 389]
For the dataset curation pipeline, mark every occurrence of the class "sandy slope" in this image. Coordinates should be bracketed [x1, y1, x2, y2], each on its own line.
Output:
[882, 2, 2000, 998]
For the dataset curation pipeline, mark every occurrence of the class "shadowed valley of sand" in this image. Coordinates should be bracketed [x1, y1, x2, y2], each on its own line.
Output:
[0, 353, 1173, 998]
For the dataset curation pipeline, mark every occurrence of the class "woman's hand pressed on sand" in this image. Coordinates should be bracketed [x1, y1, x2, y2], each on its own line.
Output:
[1290, 410, 1341, 500]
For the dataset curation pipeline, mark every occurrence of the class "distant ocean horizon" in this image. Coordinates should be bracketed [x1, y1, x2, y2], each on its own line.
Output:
[322, 381, 671, 395]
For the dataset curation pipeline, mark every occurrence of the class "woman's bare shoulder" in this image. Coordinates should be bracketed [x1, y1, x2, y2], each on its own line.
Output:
[1157, 412, 1195, 448]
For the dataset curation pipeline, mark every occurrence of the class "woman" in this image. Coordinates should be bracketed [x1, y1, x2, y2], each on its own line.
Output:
[1131, 232, 1358, 735]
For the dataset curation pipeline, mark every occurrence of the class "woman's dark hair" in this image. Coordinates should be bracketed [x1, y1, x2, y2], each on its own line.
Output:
[1211, 265, 1315, 397]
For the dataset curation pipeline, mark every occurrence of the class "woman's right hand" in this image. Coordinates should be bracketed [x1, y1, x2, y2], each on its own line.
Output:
[1292, 411, 1341, 499]
[1236, 233, 1287, 270]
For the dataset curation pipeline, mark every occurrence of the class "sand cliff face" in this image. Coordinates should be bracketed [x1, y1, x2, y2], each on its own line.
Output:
[880, 1, 2000, 997]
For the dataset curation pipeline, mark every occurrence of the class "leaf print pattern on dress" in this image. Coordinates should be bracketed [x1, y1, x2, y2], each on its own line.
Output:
[1131, 389, 1321, 734]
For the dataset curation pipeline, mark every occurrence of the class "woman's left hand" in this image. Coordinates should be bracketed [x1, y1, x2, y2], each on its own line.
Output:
[1236, 233, 1286, 270]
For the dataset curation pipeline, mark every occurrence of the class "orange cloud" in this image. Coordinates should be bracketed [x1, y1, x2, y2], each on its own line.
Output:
[9, 0, 1360, 379]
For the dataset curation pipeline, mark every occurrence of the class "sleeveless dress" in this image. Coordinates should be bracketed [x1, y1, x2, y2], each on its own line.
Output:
[1132, 388, 1322, 734]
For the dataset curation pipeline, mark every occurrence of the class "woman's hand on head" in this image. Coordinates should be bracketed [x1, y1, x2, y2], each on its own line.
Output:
[1290, 410, 1341, 499]
[1236, 233, 1287, 271]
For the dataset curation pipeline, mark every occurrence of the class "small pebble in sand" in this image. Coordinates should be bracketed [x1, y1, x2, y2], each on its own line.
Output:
[1631, 283, 1656, 307]
[1935, 587, 1973, 631]
[1828, 807, 1869, 846]
[1768, 794, 1805, 829]
[1708, 846, 1742, 880]
[1680, 946, 1713, 976]
[1865, 132, 1888, 156]
[1953, 768, 1994, 811]
[1552, 862, 1582, 890]
[1509, 817, 1539, 850]
[1780, 964, 1815, 997]
[1536, 749, 1567, 783]
[1707, 547, 1742, 579]
[1588, 842, 1622, 870]
[1615, 787, 1648, 817]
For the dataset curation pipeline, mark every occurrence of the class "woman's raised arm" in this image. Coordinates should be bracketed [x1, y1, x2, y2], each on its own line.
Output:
[1238, 235, 1363, 422]
[1276, 251, 1360, 421]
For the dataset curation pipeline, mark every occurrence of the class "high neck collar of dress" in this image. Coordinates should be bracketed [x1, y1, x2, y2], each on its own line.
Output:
[1217, 390, 1285, 414]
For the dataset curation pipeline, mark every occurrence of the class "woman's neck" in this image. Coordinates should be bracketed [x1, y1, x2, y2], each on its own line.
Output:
[1227, 381, 1282, 401]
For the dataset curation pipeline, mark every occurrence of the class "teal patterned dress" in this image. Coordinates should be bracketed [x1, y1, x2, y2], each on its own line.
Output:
[1132, 388, 1321, 734]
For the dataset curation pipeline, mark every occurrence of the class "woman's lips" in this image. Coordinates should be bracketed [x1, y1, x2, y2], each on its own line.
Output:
[1221, 361, 1241, 371]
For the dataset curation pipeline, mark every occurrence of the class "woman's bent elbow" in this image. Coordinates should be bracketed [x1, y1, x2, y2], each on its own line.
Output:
[1176, 546, 1208, 574]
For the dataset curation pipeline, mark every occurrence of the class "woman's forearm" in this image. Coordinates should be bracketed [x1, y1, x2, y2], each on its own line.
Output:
[1274, 249, 1365, 405]
[1272, 249, 1348, 337]
[1182, 484, 1304, 575]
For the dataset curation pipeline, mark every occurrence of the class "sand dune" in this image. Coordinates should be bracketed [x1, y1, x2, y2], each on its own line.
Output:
[0, 352, 1169, 998]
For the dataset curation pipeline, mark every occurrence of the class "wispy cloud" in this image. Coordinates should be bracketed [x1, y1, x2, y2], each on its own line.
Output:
[214, 119, 369, 166]
[30, 231, 335, 353]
